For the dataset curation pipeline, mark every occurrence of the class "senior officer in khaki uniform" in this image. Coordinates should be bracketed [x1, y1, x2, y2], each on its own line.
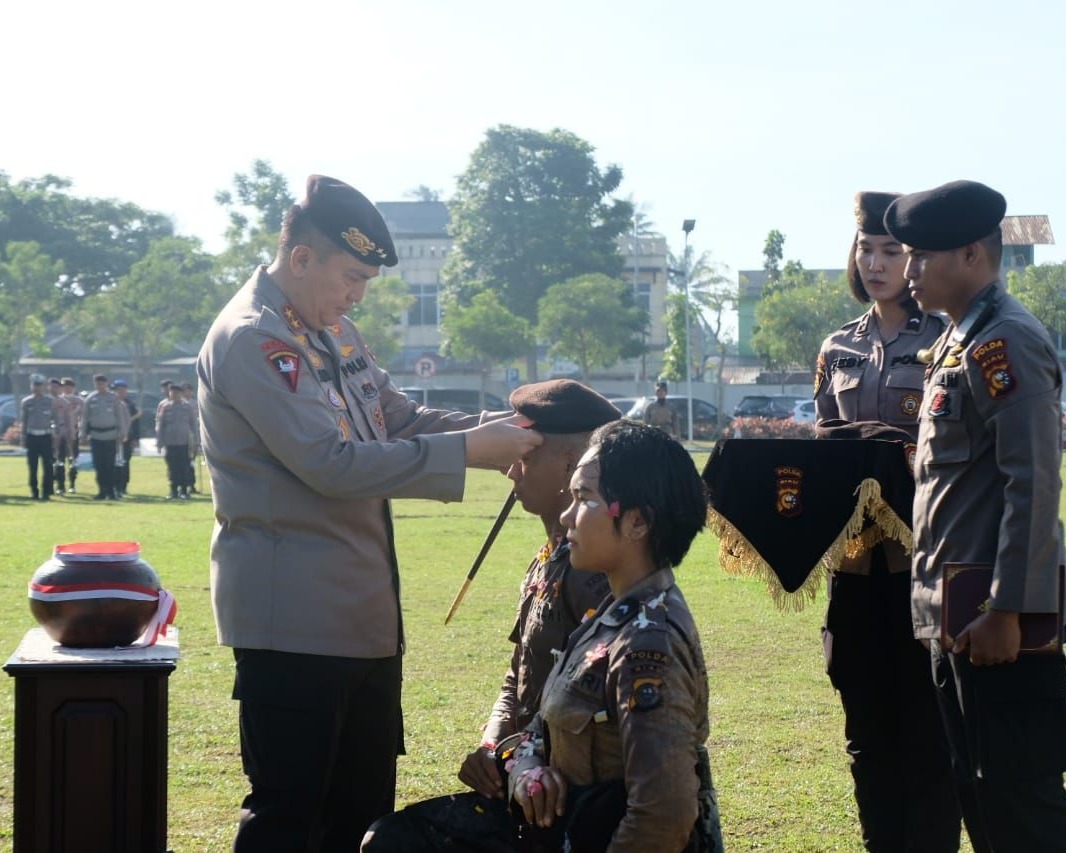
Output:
[20, 374, 57, 500]
[198, 174, 541, 853]
[885, 180, 1066, 852]
[60, 377, 83, 493]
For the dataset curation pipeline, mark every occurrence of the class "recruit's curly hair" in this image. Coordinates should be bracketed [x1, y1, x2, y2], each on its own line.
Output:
[585, 420, 708, 570]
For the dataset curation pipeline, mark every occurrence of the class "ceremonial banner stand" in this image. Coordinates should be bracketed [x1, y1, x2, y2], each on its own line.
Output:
[4, 628, 179, 852]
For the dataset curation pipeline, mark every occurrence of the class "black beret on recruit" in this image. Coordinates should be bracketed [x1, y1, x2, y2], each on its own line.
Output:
[302, 174, 398, 267]
[884, 180, 1006, 251]
[854, 192, 900, 235]
[509, 380, 622, 434]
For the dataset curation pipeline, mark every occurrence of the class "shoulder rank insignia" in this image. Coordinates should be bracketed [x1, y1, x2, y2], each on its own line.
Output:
[282, 304, 303, 333]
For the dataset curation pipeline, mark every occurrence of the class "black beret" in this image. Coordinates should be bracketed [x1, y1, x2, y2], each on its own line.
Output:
[509, 380, 621, 434]
[655, 380, 668, 391]
[302, 175, 398, 267]
[884, 180, 1006, 251]
[48, 377, 61, 385]
[854, 191, 900, 235]
[93, 373, 108, 383]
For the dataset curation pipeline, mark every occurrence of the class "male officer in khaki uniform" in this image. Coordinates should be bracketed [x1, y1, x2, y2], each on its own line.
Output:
[60, 377, 83, 493]
[20, 374, 57, 500]
[80, 373, 130, 500]
[885, 180, 1066, 851]
[156, 382, 196, 499]
[198, 174, 541, 852]
[642, 380, 680, 439]
[48, 377, 71, 493]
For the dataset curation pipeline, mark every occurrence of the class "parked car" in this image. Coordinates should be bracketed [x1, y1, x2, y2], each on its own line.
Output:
[623, 395, 727, 440]
[400, 387, 506, 414]
[607, 397, 641, 417]
[791, 400, 816, 424]
[0, 394, 16, 435]
[733, 394, 805, 420]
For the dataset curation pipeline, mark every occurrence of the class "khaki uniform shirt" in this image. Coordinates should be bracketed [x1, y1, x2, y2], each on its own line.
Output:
[50, 393, 70, 442]
[912, 282, 1063, 639]
[482, 540, 610, 747]
[512, 568, 709, 852]
[81, 390, 129, 442]
[815, 308, 945, 574]
[642, 399, 679, 439]
[198, 267, 480, 659]
[156, 398, 197, 446]
[63, 394, 84, 441]
[21, 394, 57, 435]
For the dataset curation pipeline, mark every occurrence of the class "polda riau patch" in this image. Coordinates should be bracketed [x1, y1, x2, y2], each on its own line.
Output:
[775, 466, 803, 517]
[971, 338, 1016, 399]
[261, 340, 300, 392]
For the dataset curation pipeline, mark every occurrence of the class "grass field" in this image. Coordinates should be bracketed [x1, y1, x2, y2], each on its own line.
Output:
[0, 451, 1002, 851]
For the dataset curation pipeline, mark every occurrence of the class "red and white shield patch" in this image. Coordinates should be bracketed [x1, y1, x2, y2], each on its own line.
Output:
[261, 340, 300, 392]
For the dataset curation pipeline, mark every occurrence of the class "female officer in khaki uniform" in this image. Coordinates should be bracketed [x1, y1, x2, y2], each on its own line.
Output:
[813, 192, 959, 852]
[507, 420, 720, 852]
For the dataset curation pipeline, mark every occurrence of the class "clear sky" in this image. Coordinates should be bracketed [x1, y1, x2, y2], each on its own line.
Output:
[4, 0, 1064, 279]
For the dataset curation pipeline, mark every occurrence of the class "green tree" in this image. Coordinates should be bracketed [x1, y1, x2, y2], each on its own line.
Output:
[751, 272, 855, 374]
[0, 241, 64, 392]
[443, 125, 633, 378]
[348, 275, 414, 367]
[1008, 262, 1066, 347]
[404, 185, 442, 202]
[0, 172, 173, 300]
[214, 160, 295, 290]
[536, 274, 646, 380]
[762, 229, 785, 290]
[73, 237, 217, 392]
[440, 290, 533, 404]
[663, 247, 735, 383]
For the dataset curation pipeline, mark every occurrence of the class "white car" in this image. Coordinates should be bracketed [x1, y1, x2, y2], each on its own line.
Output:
[792, 400, 816, 424]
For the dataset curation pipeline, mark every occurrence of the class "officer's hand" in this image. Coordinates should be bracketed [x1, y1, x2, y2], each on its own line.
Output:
[458, 746, 503, 799]
[464, 414, 542, 470]
[513, 766, 567, 828]
[953, 608, 1021, 665]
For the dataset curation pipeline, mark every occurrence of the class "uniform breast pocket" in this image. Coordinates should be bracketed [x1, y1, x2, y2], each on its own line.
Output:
[885, 365, 926, 424]
[830, 368, 864, 419]
[921, 384, 970, 465]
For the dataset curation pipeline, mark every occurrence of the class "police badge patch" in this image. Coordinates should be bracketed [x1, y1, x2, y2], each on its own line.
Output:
[261, 340, 300, 392]
[929, 388, 951, 417]
[627, 677, 664, 712]
[775, 466, 803, 517]
[971, 338, 1016, 399]
[899, 393, 921, 417]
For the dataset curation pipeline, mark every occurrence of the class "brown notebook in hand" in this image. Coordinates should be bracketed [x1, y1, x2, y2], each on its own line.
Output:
[941, 563, 1064, 654]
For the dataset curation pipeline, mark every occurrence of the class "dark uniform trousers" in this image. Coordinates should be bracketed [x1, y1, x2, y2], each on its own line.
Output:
[90, 437, 118, 498]
[54, 437, 72, 492]
[824, 550, 961, 852]
[233, 648, 403, 853]
[930, 641, 1066, 853]
[116, 438, 134, 493]
[164, 445, 190, 494]
[26, 433, 54, 498]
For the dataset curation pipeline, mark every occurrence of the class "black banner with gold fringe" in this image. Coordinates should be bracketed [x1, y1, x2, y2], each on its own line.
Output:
[701, 438, 914, 610]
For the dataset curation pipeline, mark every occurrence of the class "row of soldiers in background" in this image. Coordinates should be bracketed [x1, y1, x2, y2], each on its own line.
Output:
[18, 373, 199, 501]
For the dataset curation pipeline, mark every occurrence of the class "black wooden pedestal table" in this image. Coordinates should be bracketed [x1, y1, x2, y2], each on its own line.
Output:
[4, 627, 179, 853]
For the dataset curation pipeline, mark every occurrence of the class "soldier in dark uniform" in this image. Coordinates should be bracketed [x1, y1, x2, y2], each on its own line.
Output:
[363, 379, 620, 851]
[81, 373, 130, 501]
[885, 181, 1066, 851]
[508, 421, 719, 851]
[112, 379, 140, 497]
[814, 192, 959, 851]
[20, 374, 57, 501]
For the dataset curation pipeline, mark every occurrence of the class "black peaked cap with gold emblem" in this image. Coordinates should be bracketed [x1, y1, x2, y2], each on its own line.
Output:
[509, 380, 622, 434]
[884, 180, 1006, 251]
[854, 191, 900, 235]
[302, 175, 398, 267]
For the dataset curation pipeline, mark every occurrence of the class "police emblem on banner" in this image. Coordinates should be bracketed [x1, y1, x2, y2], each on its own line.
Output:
[261, 340, 300, 392]
[972, 338, 1015, 399]
[775, 466, 803, 517]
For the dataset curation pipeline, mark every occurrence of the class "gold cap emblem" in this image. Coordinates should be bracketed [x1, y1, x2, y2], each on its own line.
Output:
[341, 227, 375, 255]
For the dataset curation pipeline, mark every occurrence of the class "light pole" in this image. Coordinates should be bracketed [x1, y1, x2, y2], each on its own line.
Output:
[682, 219, 696, 444]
